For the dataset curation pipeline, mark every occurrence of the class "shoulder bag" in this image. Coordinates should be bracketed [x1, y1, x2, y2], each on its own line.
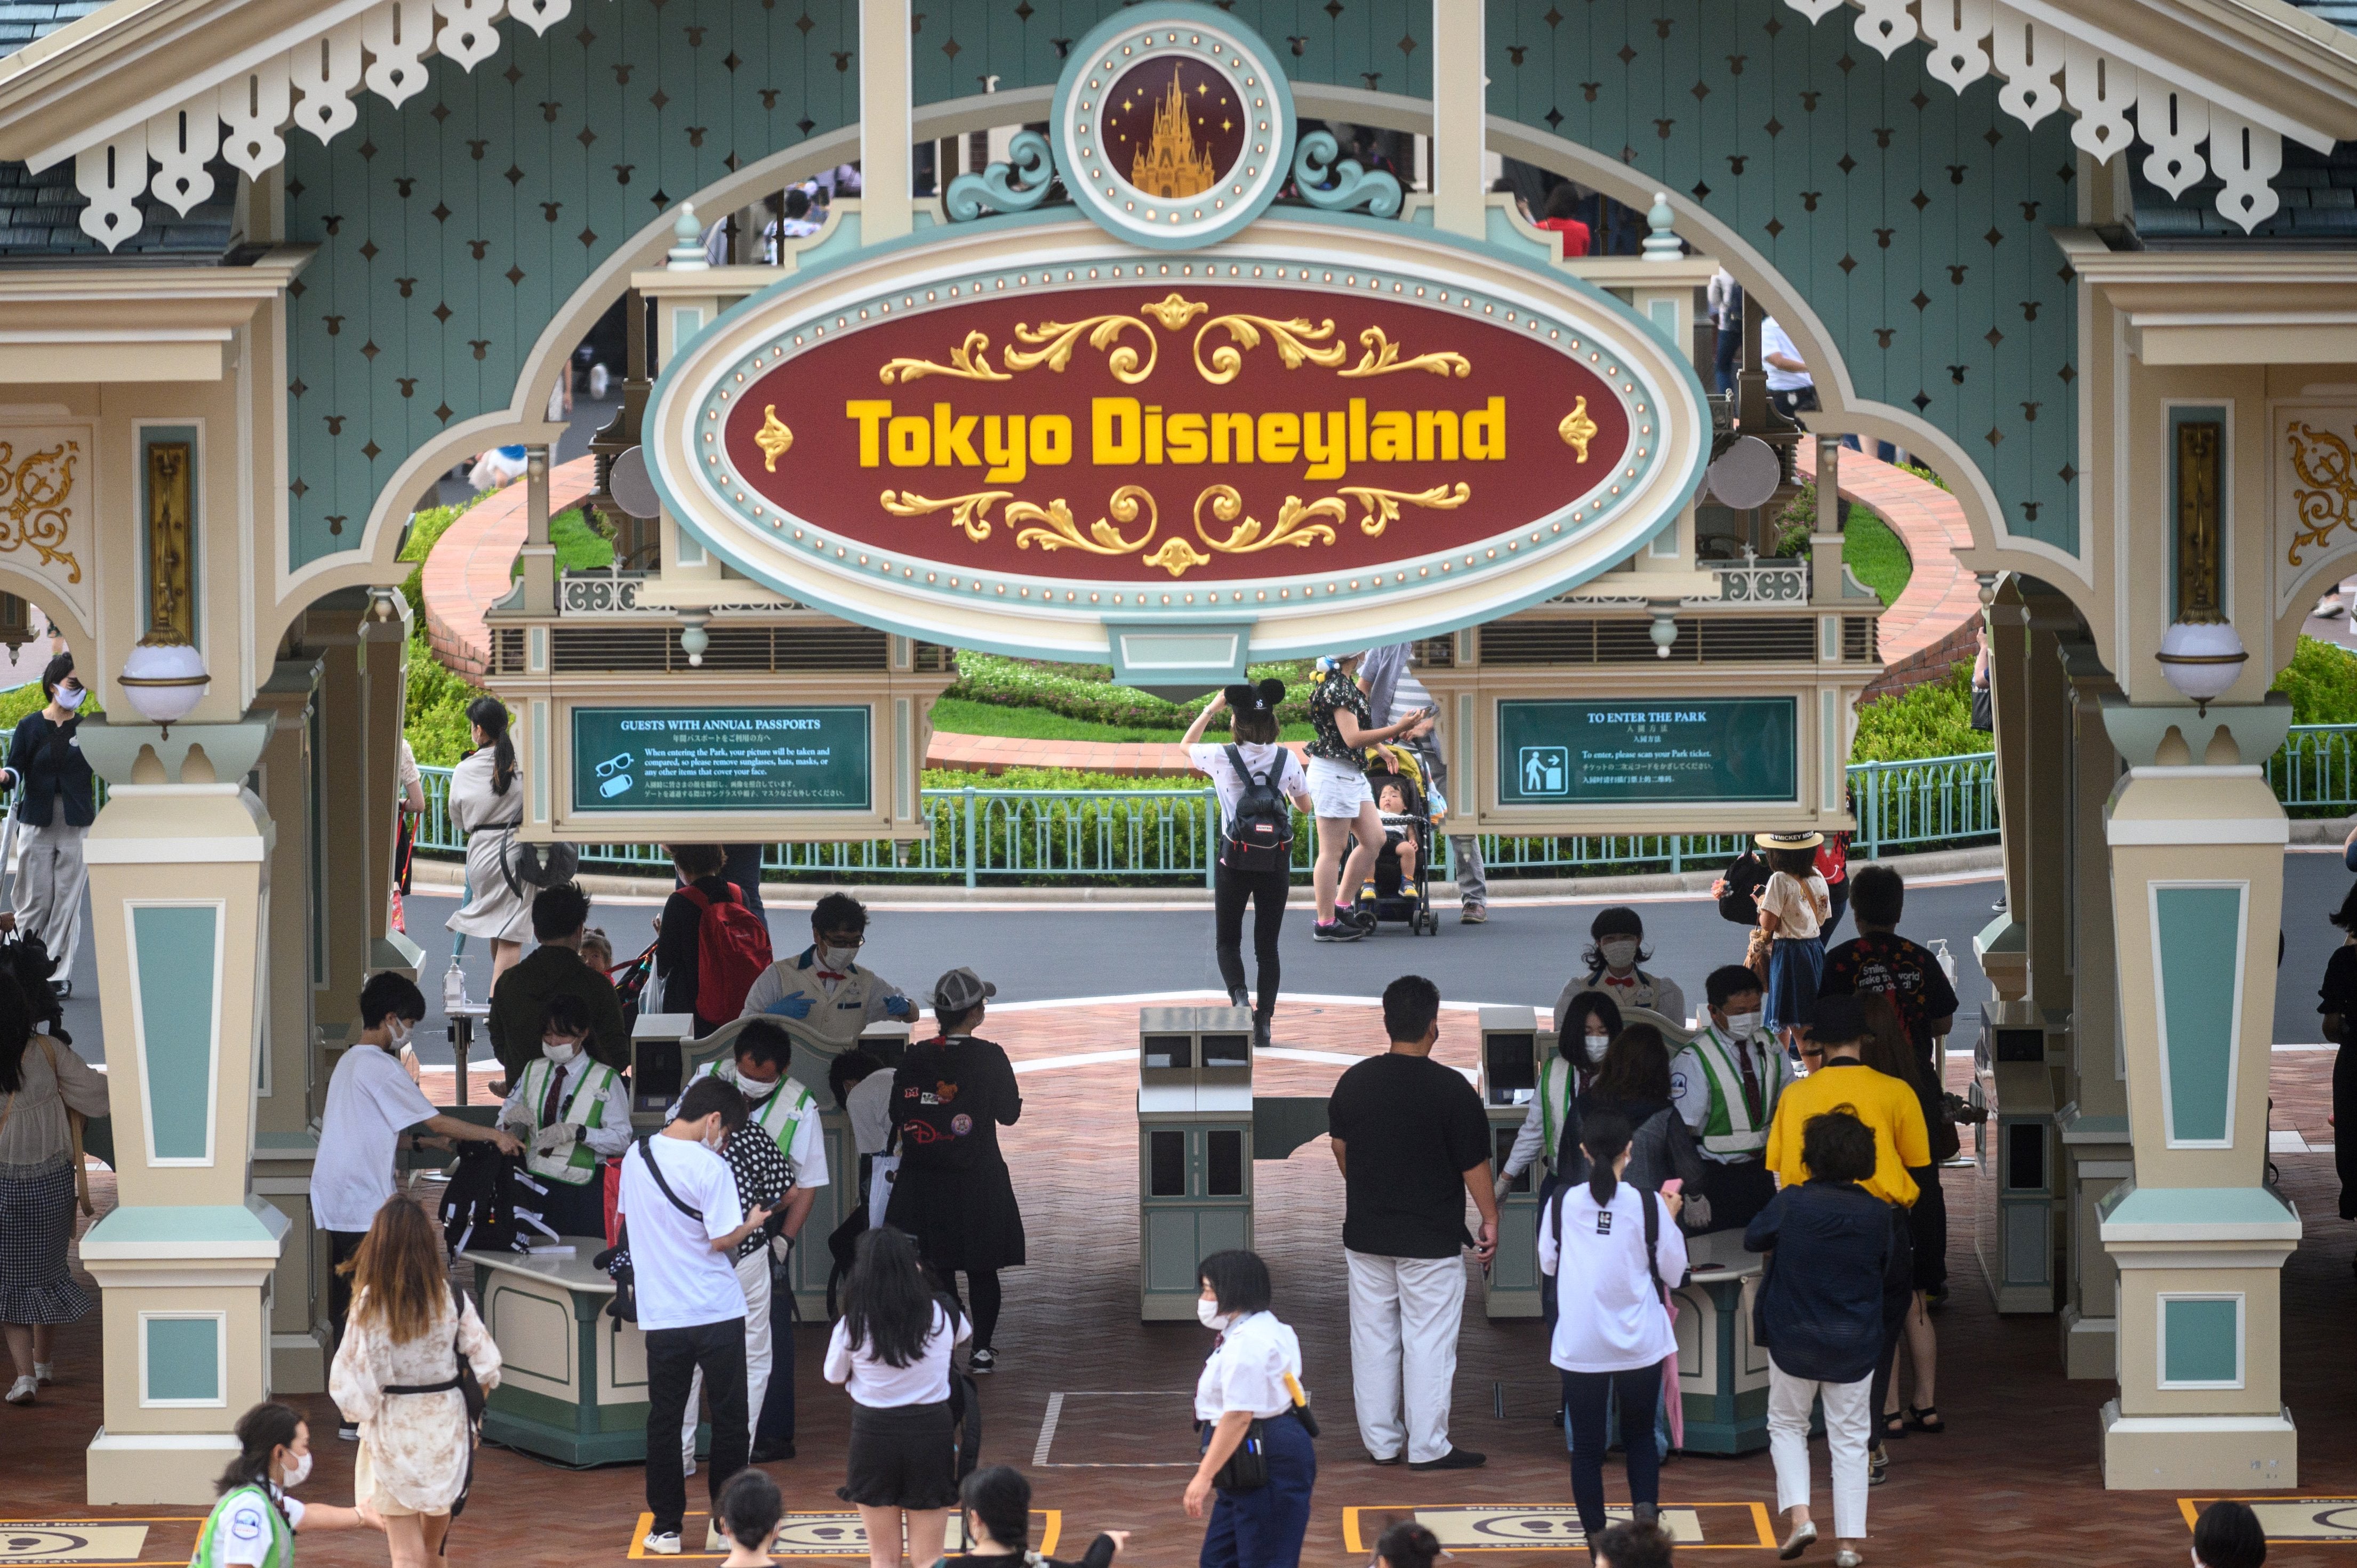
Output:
[498, 828, 581, 900]
[595, 1136, 705, 1323]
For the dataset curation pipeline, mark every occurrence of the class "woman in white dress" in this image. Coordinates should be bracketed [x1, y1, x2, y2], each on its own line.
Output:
[445, 696, 530, 985]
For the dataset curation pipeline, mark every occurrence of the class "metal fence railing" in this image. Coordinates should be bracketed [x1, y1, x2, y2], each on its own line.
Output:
[416, 749, 2007, 885]
[2268, 725, 2357, 813]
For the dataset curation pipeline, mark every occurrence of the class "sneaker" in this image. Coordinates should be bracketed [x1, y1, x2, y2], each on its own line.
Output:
[1460, 905, 1488, 925]
[1407, 1447, 1486, 1471]
[337, 1421, 359, 1442]
[644, 1532, 682, 1556]
[969, 1347, 998, 1374]
[32, 1362, 53, 1385]
[4, 1376, 34, 1404]
[1833, 1552, 1863, 1568]
[1312, 920, 1364, 943]
[1867, 1444, 1889, 1486]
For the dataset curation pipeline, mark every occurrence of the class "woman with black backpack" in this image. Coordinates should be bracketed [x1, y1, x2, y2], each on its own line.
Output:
[1183, 682, 1314, 1049]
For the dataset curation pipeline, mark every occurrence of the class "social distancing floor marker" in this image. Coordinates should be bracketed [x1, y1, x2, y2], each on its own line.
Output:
[628, 1510, 1060, 1559]
[2179, 1499, 2357, 1542]
[0, 1519, 200, 1565]
[1343, 1504, 1777, 1552]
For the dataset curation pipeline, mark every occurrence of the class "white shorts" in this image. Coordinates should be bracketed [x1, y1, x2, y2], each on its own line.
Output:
[1307, 755, 1375, 819]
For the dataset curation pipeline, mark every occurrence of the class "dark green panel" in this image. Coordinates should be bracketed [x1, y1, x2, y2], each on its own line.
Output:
[1497, 697, 1800, 805]
[571, 705, 873, 812]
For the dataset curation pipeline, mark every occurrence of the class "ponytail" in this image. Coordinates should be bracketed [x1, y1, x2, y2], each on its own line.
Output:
[216, 1401, 301, 1503]
[1581, 1110, 1632, 1210]
[466, 696, 516, 797]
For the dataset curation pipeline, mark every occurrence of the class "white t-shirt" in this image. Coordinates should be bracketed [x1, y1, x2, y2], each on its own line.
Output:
[214, 1487, 304, 1565]
[1188, 741, 1308, 820]
[1537, 1180, 1687, 1373]
[616, 1135, 747, 1330]
[1760, 870, 1830, 940]
[823, 1301, 969, 1406]
[1194, 1310, 1305, 1421]
[846, 1069, 894, 1157]
[1759, 317, 1813, 393]
[311, 1043, 438, 1233]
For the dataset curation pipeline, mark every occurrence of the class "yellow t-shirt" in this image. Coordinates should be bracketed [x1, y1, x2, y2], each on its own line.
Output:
[1764, 1058, 1931, 1207]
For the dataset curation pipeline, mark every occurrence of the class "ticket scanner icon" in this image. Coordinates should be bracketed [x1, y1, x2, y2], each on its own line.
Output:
[595, 752, 635, 799]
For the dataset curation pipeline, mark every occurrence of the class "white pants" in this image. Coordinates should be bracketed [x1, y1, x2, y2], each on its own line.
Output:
[1345, 1249, 1465, 1465]
[1767, 1358, 1872, 1541]
[14, 817, 85, 978]
[683, 1250, 772, 1468]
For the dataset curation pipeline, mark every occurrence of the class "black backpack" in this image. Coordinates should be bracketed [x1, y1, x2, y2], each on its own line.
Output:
[439, 1144, 533, 1255]
[1220, 744, 1294, 872]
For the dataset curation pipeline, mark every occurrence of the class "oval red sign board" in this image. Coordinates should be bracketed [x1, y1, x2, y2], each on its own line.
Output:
[715, 283, 1636, 584]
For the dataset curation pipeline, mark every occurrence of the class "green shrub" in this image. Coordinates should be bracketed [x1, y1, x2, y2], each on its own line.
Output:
[1898, 461, 1949, 491]
[946, 651, 1318, 728]
[0, 681, 99, 729]
[1850, 662, 1984, 763]
[2270, 634, 2357, 724]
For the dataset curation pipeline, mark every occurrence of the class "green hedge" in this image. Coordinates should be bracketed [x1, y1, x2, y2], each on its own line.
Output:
[2271, 634, 2357, 724]
[1851, 663, 1983, 763]
[946, 652, 1316, 729]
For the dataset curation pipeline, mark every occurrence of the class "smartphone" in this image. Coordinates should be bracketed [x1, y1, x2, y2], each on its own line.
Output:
[1660, 1178, 1684, 1196]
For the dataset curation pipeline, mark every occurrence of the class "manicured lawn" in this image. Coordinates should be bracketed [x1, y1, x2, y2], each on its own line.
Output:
[1845, 506, 1913, 607]
[931, 694, 1313, 744]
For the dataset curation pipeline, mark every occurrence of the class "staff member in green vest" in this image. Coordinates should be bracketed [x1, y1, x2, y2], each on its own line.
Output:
[672, 1019, 829, 1464]
[496, 992, 631, 1238]
[1667, 966, 1792, 1233]
[739, 892, 915, 1060]
[191, 1402, 381, 1568]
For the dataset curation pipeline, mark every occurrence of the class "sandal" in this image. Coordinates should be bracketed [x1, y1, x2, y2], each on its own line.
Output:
[1904, 1404, 1945, 1434]
[1881, 1411, 1908, 1439]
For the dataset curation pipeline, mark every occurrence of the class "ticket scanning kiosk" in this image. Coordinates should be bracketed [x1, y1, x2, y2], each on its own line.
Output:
[1974, 1000, 2065, 1313]
[1139, 1006, 1255, 1321]
[1479, 1007, 1551, 1318]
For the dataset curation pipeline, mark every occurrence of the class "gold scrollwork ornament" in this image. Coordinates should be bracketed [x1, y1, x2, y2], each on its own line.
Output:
[1559, 397, 1599, 463]
[1191, 315, 1347, 384]
[1004, 315, 1159, 383]
[0, 440, 81, 583]
[1193, 484, 1346, 556]
[2287, 421, 2357, 567]
[878, 329, 1013, 385]
[1337, 327, 1471, 380]
[1139, 292, 1210, 331]
[878, 488, 1014, 542]
[1010, 484, 1160, 557]
[1338, 482, 1472, 537]
[753, 407, 793, 471]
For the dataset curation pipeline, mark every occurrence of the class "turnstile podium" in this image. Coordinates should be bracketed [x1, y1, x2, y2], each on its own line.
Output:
[1974, 1000, 2064, 1313]
[1478, 1006, 1550, 1318]
[1138, 1006, 1255, 1321]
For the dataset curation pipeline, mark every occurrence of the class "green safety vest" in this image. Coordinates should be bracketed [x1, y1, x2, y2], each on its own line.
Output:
[1536, 1057, 1577, 1167]
[715, 1062, 818, 1184]
[516, 1058, 619, 1185]
[190, 1485, 292, 1568]
[1686, 1025, 1784, 1157]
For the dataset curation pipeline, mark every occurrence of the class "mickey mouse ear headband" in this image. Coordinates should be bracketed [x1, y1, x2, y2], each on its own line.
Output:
[1223, 680, 1284, 714]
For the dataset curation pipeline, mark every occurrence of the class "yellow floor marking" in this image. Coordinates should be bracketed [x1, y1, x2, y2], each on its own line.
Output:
[1343, 1503, 1778, 1552]
[0, 1525, 154, 1565]
[2179, 1499, 2357, 1543]
[627, 1509, 1061, 1559]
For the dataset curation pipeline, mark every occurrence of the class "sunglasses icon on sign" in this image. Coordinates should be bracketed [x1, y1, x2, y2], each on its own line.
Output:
[595, 752, 634, 799]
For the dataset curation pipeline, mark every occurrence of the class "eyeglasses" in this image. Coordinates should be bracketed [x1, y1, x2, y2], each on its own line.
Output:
[818, 932, 865, 948]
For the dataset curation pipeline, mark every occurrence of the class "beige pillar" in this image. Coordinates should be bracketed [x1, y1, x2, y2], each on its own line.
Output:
[859, 0, 913, 241]
[74, 718, 280, 1503]
[1430, 0, 1486, 238]
[2098, 701, 2299, 1490]
[1977, 579, 2031, 1000]
[358, 592, 419, 976]
[305, 590, 406, 1018]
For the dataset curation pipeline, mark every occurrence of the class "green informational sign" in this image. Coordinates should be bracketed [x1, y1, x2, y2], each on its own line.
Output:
[1497, 697, 1798, 805]
[571, 706, 872, 813]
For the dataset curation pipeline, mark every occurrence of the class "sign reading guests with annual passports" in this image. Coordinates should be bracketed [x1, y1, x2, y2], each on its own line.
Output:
[1498, 697, 1798, 805]
[571, 706, 872, 813]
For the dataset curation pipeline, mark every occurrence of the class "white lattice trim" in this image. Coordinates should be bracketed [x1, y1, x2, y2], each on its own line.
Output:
[288, 18, 368, 145]
[74, 125, 146, 247]
[147, 103, 220, 215]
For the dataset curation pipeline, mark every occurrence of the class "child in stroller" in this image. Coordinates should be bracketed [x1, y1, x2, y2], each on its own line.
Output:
[1354, 749, 1442, 936]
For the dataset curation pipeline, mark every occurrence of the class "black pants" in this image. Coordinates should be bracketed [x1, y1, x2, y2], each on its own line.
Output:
[325, 1229, 368, 1424]
[1563, 1362, 1664, 1537]
[754, 1268, 795, 1450]
[720, 845, 767, 927]
[1867, 1204, 1915, 1424]
[1696, 1158, 1777, 1234]
[1213, 861, 1288, 1019]
[1824, 880, 1849, 940]
[934, 1266, 1003, 1352]
[645, 1316, 750, 1536]
[2337, 1041, 2357, 1220]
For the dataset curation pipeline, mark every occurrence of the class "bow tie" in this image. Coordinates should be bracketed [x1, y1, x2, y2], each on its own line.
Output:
[816, 970, 846, 982]
[1601, 973, 1637, 988]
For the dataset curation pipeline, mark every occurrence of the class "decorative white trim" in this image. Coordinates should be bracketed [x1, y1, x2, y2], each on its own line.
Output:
[2145, 878, 2247, 1151]
[2105, 816, 2289, 845]
[137, 1309, 229, 1409]
[2155, 1291, 2246, 1390]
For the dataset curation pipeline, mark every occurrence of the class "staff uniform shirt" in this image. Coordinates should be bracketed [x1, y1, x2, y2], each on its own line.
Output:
[823, 1300, 968, 1406]
[1195, 1310, 1306, 1421]
[1188, 739, 1308, 819]
[1763, 1058, 1930, 1208]
[1759, 317, 1813, 392]
[209, 1486, 303, 1566]
[1537, 1180, 1687, 1372]
[1669, 1024, 1789, 1165]
[615, 1135, 747, 1330]
[672, 1061, 830, 1190]
[498, 1054, 633, 1157]
[740, 947, 911, 1056]
[311, 1043, 439, 1233]
[1562, 969, 1688, 1027]
[1759, 871, 1829, 939]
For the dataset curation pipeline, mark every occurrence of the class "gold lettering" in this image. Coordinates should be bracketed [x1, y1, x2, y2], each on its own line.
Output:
[1166, 413, 1208, 465]
[1463, 396, 1506, 460]
[1145, 406, 1165, 465]
[1257, 411, 1300, 464]
[1212, 413, 1253, 465]
[846, 399, 893, 467]
[984, 415, 1028, 483]
[934, 403, 982, 467]
[1031, 415, 1074, 465]
[1370, 410, 1412, 462]
[1349, 398, 1367, 463]
[887, 415, 931, 467]
[1415, 409, 1458, 462]
[1093, 398, 1141, 464]
[1302, 410, 1346, 481]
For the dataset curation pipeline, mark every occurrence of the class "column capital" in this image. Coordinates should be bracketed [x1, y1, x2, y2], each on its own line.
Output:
[75, 714, 275, 787]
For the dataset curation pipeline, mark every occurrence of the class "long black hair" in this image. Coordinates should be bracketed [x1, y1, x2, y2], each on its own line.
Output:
[466, 695, 515, 795]
[0, 972, 37, 1094]
[843, 1224, 937, 1369]
[961, 1466, 1033, 1552]
[1581, 905, 1650, 974]
[1581, 1109, 1634, 1209]
[1557, 989, 1624, 1064]
[215, 1402, 302, 1501]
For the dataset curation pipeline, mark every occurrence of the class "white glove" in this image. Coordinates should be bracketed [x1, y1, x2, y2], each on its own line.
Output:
[1680, 1193, 1713, 1230]
[531, 1121, 578, 1155]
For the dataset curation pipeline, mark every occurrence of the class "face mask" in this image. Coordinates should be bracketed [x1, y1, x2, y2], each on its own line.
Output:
[1584, 1031, 1610, 1064]
[542, 1039, 580, 1066]
[279, 1449, 311, 1490]
[703, 1124, 728, 1153]
[1599, 937, 1640, 970]
[383, 1018, 411, 1053]
[736, 1065, 777, 1093]
[1724, 1011, 1762, 1041]
[1196, 1299, 1234, 1332]
[820, 945, 859, 971]
[53, 685, 83, 712]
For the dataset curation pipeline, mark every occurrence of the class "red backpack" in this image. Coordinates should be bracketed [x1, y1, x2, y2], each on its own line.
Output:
[676, 881, 773, 1022]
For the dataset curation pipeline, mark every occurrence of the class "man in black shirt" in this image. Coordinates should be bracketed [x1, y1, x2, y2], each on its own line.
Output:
[1327, 974, 1498, 1470]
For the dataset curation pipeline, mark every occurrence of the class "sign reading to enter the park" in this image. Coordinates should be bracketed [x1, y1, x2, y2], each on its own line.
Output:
[571, 706, 871, 814]
[1498, 698, 1797, 806]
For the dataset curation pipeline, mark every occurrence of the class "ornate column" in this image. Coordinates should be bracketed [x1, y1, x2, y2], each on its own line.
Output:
[358, 591, 419, 976]
[74, 718, 280, 1503]
[1976, 578, 2031, 1001]
[2098, 700, 2299, 1489]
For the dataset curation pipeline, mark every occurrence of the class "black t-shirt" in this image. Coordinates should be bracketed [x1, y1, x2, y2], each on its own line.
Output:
[2320, 943, 2357, 1020]
[891, 1035, 1021, 1172]
[1818, 931, 1960, 1067]
[1327, 1050, 1490, 1258]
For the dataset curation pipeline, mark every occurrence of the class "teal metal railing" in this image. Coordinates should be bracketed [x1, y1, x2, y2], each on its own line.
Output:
[2268, 724, 2357, 813]
[415, 748, 2005, 884]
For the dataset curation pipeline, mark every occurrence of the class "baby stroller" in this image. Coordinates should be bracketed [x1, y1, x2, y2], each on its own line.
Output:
[1353, 746, 1440, 936]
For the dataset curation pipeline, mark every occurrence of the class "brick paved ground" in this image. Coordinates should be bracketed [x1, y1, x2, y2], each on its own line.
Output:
[10, 1008, 2354, 1567]
[417, 454, 595, 674]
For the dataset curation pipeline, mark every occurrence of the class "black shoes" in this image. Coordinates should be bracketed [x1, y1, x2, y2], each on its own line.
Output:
[1408, 1447, 1486, 1471]
[749, 1441, 796, 1462]
[969, 1347, 998, 1374]
[1252, 1015, 1272, 1050]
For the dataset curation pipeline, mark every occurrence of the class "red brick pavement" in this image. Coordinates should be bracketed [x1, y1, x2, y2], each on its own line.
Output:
[418, 456, 597, 675]
[11, 1011, 2357, 1568]
[1798, 446, 1983, 704]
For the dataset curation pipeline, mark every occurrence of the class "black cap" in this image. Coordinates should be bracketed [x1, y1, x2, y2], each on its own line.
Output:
[1809, 994, 1866, 1046]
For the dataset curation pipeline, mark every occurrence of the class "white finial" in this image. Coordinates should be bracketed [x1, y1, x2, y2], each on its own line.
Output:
[1641, 191, 1682, 261]
[668, 201, 710, 270]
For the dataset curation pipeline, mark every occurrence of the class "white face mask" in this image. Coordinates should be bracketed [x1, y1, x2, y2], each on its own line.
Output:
[384, 1018, 412, 1052]
[52, 684, 83, 712]
[278, 1448, 311, 1490]
[1723, 1010, 1762, 1041]
[736, 1064, 778, 1093]
[1584, 1031, 1610, 1064]
[1598, 937, 1640, 970]
[542, 1039, 580, 1067]
[703, 1123, 728, 1153]
[820, 945, 860, 971]
[1196, 1298, 1234, 1332]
